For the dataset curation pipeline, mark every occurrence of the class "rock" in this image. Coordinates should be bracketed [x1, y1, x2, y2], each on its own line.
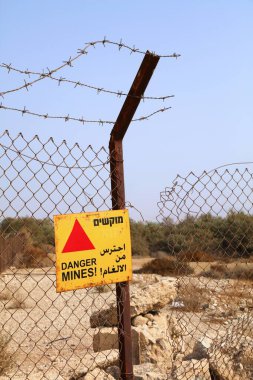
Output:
[134, 363, 170, 380]
[84, 368, 115, 380]
[90, 277, 176, 327]
[184, 338, 211, 360]
[208, 316, 253, 380]
[93, 328, 118, 352]
[132, 315, 149, 327]
[131, 312, 173, 369]
[93, 312, 173, 369]
[209, 353, 246, 380]
[89, 350, 118, 372]
[173, 359, 211, 380]
[105, 366, 120, 380]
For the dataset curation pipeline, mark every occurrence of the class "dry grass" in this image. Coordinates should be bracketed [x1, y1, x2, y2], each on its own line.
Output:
[177, 251, 217, 262]
[174, 283, 211, 312]
[0, 334, 12, 376]
[135, 257, 194, 276]
[15, 246, 52, 268]
[201, 264, 253, 280]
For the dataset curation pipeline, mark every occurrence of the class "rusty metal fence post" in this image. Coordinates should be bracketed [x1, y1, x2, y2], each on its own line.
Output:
[109, 51, 160, 380]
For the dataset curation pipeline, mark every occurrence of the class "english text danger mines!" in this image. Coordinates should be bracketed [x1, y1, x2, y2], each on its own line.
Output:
[61, 259, 97, 281]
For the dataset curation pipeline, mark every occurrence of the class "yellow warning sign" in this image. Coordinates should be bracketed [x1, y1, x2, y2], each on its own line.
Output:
[54, 209, 132, 292]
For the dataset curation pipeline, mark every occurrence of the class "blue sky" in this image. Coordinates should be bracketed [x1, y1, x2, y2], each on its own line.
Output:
[1, 1, 253, 220]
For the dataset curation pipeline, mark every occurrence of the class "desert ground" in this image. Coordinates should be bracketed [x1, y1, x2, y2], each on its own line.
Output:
[0, 257, 252, 379]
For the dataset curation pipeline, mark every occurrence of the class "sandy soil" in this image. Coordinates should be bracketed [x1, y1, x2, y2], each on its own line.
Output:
[0, 267, 117, 380]
[1, 259, 252, 379]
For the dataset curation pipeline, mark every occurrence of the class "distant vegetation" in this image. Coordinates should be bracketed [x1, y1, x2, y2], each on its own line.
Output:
[0, 217, 54, 247]
[131, 212, 253, 259]
[0, 212, 253, 269]
[0, 217, 54, 269]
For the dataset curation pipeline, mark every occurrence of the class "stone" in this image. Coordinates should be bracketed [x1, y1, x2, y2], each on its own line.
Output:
[184, 338, 211, 360]
[93, 312, 174, 369]
[173, 359, 211, 380]
[93, 328, 118, 352]
[90, 277, 176, 328]
[209, 353, 246, 380]
[133, 363, 170, 380]
[105, 366, 120, 380]
[207, 316, 253, 380]
[132, 315, 149, 327]
[84, 368, 115, 380]
[89, 350, 119, 372]
[131, 312, 173, 369]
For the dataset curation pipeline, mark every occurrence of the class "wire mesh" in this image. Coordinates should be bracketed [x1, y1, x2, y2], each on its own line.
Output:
[156, 167, 253, 379]
[0, 130, 121, 380]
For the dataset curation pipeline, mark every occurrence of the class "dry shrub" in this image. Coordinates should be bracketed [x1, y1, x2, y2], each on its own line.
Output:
[136, 257, 193, 276]
[177, 251, 217, 262]
[174, 283, 211, 312]
[0, 334, 12, 376]
[14, 245, 52, 268]
[202, 264, 253, 281]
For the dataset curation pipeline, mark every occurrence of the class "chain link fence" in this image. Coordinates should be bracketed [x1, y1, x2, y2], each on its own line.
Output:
[155, 167, 253, 379]
[0, 130, 122, 380]
[1, 128, 253, 380]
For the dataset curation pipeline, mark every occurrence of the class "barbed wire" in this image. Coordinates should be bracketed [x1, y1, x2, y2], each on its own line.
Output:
[0, 103, 171, 125]
[0, 64, 174, 101]
[0, 38, 180, 98]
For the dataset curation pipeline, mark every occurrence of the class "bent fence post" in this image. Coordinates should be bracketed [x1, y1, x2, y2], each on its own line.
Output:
[109, 51, 160, 380]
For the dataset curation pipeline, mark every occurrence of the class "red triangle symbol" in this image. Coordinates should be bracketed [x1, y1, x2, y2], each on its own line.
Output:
[62, 219, 95, 253]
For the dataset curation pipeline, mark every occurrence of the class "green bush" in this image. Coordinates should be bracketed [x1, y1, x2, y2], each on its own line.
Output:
[2, 212, 253, 261]
[0, 217, 54, 246]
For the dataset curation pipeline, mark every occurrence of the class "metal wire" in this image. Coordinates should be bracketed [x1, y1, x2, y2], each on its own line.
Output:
[0, 130, 121, 380]
[0, 103, 171, 125]
[0, 64, 174, 101]
[0, 38, 180, 97]
[155, 165, 253, 380]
